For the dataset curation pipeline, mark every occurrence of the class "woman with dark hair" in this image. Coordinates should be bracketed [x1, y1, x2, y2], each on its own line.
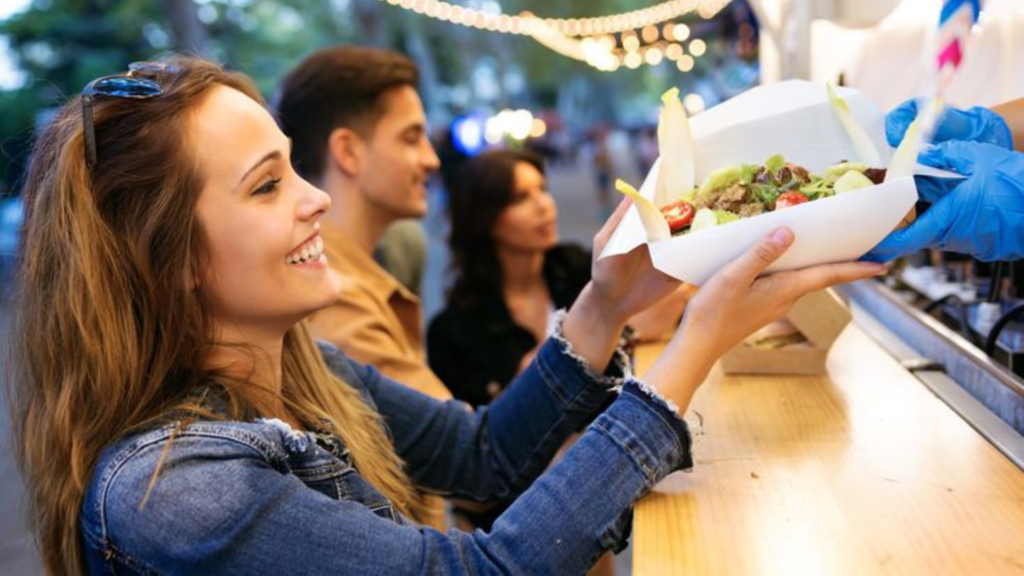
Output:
[11, 55, 881, 575]
[429, 149, 588, 406]
[429, 149, 688, 408]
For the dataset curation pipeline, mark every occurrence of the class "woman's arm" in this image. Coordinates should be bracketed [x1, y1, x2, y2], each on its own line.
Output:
[88, 381, 689, 574]
[560, 201, 681, 377]
[329, 328, 625, 502]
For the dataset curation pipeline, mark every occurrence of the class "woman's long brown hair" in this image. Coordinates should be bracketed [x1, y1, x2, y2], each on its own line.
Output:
[10, 56, 421, 575]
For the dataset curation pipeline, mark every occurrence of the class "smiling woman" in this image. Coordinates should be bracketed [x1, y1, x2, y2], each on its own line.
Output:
[10, 55, 883, 575]
[190, 86, 340, 370]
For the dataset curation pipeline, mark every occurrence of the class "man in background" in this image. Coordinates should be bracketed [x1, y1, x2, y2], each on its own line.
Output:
[276, 46, 449, 528]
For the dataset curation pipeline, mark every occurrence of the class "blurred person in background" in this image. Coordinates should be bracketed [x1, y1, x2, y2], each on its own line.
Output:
[635, 126, 659, 177]
[275, 46, 450, 528]
[275, 46, 448, 400]
[374, 218, 427, 296]
[590, 126, 614, 221]
[429, 149, 589, 408]
[430, 149, 690, 407]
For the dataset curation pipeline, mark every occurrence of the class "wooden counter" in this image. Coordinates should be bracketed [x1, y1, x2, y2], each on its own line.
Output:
[631, 323, 1024, 575]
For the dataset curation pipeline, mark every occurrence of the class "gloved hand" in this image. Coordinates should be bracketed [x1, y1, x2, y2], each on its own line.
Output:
[864, 141, 1024, 262]
[886, 99, 1013, 149]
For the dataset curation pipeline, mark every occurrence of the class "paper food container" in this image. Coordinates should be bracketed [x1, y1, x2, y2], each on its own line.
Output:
[600, 80, 929, 285]
[719, 289, 852, 375]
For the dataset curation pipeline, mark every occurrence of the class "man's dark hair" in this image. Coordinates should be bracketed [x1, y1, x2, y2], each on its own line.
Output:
[276, 46, 420, 180]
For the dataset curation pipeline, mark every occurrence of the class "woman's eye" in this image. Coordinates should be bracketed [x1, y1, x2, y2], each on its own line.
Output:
[253, 177, 282, 196]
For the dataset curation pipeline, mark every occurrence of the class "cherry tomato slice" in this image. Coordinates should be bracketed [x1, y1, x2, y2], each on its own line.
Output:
[775, 191, 810, 210]
[660, 200, 695, 233]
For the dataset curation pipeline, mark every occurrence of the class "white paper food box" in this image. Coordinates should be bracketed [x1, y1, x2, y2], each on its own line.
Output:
[600, 80, 923, 285]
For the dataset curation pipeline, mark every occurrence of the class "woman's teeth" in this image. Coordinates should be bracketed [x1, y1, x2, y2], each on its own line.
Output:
[287, 237, 325, 264]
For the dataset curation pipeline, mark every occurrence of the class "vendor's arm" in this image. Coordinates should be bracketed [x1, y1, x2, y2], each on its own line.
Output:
[864, 141, 1024, 262]
[885, 98, 1013, 149]
[991, 98, 1024, 151]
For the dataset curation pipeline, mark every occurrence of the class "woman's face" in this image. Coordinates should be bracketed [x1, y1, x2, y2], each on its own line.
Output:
[491, 161, 559, 254]
[191, 86, 340, 341]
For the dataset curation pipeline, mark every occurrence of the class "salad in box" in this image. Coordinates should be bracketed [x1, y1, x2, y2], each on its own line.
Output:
[600, 80, 949, 285]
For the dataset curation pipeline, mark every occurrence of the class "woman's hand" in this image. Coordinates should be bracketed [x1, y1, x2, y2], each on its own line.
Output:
[644, 228, 885, 411]
[561, 198, 682, 375]
[589, 198, 682, 323]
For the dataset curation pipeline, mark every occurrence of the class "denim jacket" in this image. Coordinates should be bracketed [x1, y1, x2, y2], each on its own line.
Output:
[81, 326, 693, 575]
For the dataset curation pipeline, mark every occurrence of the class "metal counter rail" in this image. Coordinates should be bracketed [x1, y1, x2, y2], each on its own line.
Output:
[840, 280, 1024, 468]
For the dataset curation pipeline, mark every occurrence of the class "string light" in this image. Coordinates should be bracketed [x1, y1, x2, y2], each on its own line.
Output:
[371, 0, 733, 36]
[368, 0, 734, 72]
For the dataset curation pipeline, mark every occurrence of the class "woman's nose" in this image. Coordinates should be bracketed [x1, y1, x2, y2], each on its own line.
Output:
[297, 179, 331, 220]
[536, 193, 555, 215]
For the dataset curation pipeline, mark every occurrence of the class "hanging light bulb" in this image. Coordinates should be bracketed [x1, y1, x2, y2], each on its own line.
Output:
[673, 23, 690, 42]
[662, 22, 675, 41]
[683, 93, 706, 115]
[641, 25, 659, 44]
[689, 38, 707, 57]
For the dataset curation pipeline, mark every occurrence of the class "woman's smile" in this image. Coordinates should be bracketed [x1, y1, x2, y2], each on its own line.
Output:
[286, 233, 326, 266]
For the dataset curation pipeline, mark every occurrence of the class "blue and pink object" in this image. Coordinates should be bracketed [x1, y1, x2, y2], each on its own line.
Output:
[936, 0, 982, 87]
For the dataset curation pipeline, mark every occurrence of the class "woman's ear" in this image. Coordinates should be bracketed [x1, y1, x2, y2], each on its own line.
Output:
[327, 127, 364, 178]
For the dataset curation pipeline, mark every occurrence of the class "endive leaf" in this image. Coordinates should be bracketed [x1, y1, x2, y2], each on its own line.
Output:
[654, 88, 695, 208]
[885, 115, 921, 183]
[887, 98, 943, 183]
[827, 84, 882, 167]
[615, 179, 670, 242]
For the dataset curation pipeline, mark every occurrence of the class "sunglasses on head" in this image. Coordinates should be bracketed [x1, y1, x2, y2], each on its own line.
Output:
[81, 62, 179, 170]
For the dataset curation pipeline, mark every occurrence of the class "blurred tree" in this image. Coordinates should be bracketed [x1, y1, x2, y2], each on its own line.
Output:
[160, 0, 207, 52]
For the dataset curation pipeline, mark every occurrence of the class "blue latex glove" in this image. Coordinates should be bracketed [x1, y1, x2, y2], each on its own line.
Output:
[886, 99, 1013, 149]
[864, 141, 1024, 262]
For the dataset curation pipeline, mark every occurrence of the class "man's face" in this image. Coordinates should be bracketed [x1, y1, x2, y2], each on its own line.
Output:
[356, 86, 440, 220]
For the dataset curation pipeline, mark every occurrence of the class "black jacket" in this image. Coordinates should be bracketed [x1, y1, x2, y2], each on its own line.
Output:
[427, 245, 591, 407]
